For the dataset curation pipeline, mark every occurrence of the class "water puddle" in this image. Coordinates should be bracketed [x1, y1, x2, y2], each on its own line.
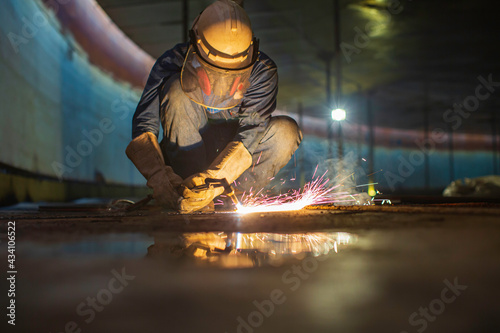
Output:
[17, 231, 358, 268]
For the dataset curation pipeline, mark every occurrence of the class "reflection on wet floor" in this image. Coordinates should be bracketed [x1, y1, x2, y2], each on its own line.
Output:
[148, 232, 358, 268]
[4, 205, 500, 332]
[18, 233, 154, 259]
[18, 231, 358, 268]
[5, 225, 500, 332]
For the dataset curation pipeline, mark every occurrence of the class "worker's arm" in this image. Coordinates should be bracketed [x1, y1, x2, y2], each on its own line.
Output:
[128, 44, 187, 209]
[126, 132, 184, 209]
[131, 43, 188, 139]
[234, 52, 278, 153]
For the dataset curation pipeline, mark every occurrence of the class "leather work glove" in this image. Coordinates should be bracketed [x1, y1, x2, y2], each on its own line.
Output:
[126, 132, 183, 209]
[179, 185, 221, 213]
[179, 141, 252, 214]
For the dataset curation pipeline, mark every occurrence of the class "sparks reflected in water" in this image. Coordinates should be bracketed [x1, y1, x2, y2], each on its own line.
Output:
[148, 231, 358, 268]
[236, 170, 359, 215]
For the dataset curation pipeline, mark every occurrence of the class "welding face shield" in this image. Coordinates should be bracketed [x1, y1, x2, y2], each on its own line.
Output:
[180, 0, 259, 109]
[180, 44, 258, 109]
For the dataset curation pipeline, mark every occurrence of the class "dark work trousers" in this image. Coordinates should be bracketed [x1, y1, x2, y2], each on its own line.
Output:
[159, 74, 302, 191]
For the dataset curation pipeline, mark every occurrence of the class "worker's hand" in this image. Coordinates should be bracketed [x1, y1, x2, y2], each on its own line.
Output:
[148, 166, 183, 209]
[165, 165, 183, 189]
[126, 132, 184, 210]
[178, 141, 252, 213]
[178, 174, 224, 214]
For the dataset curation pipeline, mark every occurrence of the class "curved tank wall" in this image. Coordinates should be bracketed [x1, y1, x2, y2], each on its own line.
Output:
[278, 114, 499, 194]
[0, 0, 147, 203]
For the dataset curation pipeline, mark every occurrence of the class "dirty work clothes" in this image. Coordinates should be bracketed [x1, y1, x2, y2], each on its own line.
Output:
[132, 43, 278, 154]
[159, 75, 302, 191]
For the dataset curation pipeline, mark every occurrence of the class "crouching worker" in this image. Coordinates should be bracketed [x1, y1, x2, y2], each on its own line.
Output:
[126, 0, 302, 213]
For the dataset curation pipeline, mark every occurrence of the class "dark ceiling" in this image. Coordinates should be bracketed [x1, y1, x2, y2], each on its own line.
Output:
[96, 0, 500, 134]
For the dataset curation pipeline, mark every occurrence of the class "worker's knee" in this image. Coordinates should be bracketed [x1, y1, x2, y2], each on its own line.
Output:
[236, 117, 302, 190]
[265, 116, 303, 151]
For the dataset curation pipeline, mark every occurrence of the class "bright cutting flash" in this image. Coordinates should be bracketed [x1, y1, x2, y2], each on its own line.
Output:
[331, 108, 346, 121]
[236, 171, 357, 214]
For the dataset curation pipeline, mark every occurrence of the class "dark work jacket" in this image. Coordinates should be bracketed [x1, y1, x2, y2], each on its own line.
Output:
[131, 43, 278, 154]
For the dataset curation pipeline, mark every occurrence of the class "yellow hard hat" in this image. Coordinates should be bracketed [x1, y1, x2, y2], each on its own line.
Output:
[190, 0, 259, 69]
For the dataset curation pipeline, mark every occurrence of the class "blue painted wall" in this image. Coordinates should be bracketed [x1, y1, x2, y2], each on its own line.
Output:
[0, 0, 143, 185]
[278, 136, 498, 193]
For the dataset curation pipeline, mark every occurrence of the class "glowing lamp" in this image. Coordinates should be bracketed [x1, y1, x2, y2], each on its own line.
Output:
[331, 108, 346, 121]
